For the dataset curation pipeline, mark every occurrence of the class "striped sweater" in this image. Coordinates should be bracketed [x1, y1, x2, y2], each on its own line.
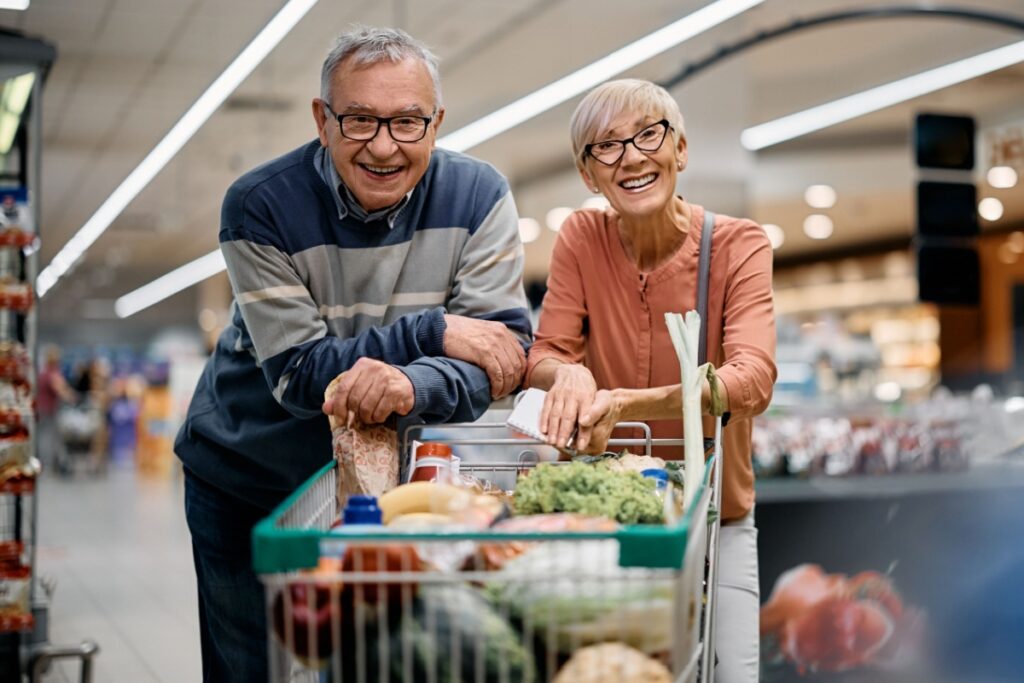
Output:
[175, 140, 532, 508]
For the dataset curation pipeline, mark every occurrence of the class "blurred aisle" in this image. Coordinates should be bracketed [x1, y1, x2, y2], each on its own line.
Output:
[34, 466, 200, 682]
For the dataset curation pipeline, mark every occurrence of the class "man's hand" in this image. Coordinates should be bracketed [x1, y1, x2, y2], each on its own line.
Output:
[540, 364, 597, 449]
[322, 358, 415, 426]
[443, 314, 525, 399]
[575, 389, 623, 454]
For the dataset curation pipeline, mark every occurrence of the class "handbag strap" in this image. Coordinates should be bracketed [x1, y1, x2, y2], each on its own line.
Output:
[696, 209, 715, 365]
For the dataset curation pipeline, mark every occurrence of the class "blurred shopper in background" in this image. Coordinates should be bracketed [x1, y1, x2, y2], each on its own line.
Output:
[526, 79, 776, 683]
[106, 377, 140, 466]
[36, 345, 76, 469]
[174, 26, 531, 681]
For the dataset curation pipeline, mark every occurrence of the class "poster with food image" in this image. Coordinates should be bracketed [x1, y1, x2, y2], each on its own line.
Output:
[755, 484, 1024, 682]
[760, 564, 926, 678]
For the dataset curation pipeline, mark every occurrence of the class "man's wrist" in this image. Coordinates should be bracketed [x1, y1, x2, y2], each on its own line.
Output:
[420, 307, 448, 356]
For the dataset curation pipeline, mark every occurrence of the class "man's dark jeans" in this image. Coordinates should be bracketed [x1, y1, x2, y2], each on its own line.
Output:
[184, 468, 272, 682]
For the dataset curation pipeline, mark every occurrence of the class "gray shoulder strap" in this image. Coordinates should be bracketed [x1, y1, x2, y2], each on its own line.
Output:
[696, 209, 714, 365]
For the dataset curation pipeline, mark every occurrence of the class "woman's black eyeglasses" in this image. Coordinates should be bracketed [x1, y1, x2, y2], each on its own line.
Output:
[584, 119, 671, 166]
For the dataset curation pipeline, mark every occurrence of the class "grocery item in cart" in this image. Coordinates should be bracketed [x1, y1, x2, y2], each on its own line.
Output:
[389, 583, 536, 682]
[331, 423, 399, 507]
[477, 513, 619, 570]
[486, 539, 675, 654]
[409, 441, 454, 483]
[325, 376, 401, 508]
[553, 642, 672, 683]
[271, 556, 348, 665]
[513, 461, 664, 524]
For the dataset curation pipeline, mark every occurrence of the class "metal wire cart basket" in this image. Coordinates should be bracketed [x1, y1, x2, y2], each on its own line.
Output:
[253, 418, 724, 683]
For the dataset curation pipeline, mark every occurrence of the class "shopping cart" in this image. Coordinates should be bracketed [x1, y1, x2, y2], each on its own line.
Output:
[54, 400, 102, 476]
[253, 418, 724, 683]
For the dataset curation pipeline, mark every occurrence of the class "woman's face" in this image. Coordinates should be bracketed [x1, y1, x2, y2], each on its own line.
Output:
[580, 111, 686, 222]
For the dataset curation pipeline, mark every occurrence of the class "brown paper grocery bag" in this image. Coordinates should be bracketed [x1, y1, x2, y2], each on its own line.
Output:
[324, 376, 400, 510]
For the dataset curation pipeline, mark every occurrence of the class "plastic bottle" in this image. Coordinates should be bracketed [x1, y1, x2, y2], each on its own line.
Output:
[641, 468, 669, 501]
[341, 494, 382, 525]
[323, 495, 384, 553]
[409, 442, 454, 483]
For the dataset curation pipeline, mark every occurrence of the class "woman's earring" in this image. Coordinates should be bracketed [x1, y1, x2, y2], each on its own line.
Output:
[590, 186, 600, 193]
[676, 161, 683, 171]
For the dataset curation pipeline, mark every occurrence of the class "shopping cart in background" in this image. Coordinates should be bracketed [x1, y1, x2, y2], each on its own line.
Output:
[53, 400, 102, 476]
[253, 418, 724, 683]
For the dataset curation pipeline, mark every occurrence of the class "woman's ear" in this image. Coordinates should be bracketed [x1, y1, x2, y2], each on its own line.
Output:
[579, 165, 599, 193]
[676, 136, 688, 172]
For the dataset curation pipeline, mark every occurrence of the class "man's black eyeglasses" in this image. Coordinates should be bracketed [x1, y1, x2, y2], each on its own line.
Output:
[584, 119, 672, 166]
[322, 102, 434, 143]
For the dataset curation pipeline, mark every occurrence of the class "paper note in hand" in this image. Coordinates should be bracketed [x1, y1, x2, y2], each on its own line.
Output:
[506, 388, 549, 442]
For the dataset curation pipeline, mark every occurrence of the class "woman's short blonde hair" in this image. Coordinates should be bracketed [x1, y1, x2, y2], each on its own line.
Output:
[569, 79, 686, 170]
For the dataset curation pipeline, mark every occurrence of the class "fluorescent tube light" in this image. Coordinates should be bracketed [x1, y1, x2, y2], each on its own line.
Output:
[115, 249, 226, 318]
[742, 39, 1024, 151]
[36, 0, 318, 297]
[111, 0, 759, 315]
[438, 0, 764, 152]
[0, 1, 30, 10]
[0, 72, 34, 153]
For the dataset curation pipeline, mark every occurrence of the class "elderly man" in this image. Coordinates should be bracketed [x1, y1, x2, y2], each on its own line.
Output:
[175, 26, 531, 681]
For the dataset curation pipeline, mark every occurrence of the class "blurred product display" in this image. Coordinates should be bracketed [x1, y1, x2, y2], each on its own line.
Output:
[753, 389, 1024, 479]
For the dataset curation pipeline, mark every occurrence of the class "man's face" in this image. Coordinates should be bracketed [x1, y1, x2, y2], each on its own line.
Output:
[312, 57, 444, 213]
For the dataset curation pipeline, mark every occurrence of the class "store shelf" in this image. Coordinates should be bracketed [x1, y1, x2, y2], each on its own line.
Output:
[756, 461, 1024, 503]
[0, 614, 33, 633]
[0, 478, 33, 495]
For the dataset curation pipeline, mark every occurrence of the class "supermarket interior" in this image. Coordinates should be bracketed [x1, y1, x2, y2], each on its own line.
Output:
[1, 1, 1024, 682]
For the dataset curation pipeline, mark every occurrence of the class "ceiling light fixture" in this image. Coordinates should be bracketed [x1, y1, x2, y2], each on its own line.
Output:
[803, 214, 834, 239]
[115, 250, 226, 319]
[546, 207, 573, 232]
[804, 184, 836, 209]
[978, 197, 1004, 221]
[36, 0, 319, 298]
[109, 0, 761, 316]
[742, 38, 1024, 151]
[987, 165, 1018, 189]
[762, 223, 785, 249]
[438, 0, 764, 152]
[0, 1, 30, 10]
[0, 72, 34, 154]
[518, 217, 541, 244]
[582, 196, 611, 210]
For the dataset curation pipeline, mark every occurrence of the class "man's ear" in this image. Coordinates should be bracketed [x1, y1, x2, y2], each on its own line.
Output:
[312, 98, 330, 147]
[429, 107, 445, 148]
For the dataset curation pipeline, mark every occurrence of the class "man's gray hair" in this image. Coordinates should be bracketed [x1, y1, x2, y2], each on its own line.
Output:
[320, 26, 442, 108]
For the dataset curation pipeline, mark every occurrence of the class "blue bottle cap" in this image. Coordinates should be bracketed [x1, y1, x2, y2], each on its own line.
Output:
[342, 495, 382, 525]
[641, 468, 669, 484]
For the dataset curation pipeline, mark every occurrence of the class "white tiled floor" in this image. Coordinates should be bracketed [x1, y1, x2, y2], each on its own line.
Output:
[34, 464, 202, 682]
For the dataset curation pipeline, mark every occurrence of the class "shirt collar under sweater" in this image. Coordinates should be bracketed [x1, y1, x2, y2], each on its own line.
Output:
[313, 145, 412, 229]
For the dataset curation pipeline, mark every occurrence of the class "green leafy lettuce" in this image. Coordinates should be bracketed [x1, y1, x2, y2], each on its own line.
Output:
[513, 461, 663, 525]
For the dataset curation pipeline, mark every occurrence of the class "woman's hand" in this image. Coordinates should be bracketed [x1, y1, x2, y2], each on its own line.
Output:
[540, 364, 596, 449]
[576, 389, 624, 454]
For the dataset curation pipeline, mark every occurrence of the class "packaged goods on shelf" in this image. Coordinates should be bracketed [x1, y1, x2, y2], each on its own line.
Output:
[753, 405, 970, 478]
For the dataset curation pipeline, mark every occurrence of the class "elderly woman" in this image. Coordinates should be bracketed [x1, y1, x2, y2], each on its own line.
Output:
[525, 79, 776, 682]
